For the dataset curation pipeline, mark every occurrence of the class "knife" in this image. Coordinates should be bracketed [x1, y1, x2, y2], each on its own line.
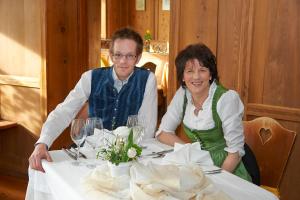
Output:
[62, 148, 77, 160]
[70, 147, 87, 159]
[143, 149, 173, 157]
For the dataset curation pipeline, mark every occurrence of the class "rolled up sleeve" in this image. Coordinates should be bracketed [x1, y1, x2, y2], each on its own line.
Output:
[217, 90, 245, 156]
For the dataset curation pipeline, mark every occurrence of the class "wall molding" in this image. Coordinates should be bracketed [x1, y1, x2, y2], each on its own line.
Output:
[246, 103, 300, 122]
[0, 75, 40, 88]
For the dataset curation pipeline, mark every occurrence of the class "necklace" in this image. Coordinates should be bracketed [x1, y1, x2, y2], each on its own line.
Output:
[192, 93, 208, 116]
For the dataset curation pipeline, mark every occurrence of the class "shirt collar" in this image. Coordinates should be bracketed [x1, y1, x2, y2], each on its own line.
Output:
[112, 67, 134, 84]
[112, 67, 134, 92]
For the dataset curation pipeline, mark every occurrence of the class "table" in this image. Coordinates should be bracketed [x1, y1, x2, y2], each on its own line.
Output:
[25, 139, 278, 200]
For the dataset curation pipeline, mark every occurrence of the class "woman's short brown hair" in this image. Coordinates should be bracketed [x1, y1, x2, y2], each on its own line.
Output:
[175, 43, 219, 87]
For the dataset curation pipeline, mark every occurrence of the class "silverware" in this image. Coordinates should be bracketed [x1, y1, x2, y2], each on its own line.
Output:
[143, 149, 173, 157]
[70, 147, 87, 159]
[204, 169, 222, 174]
[62, 148, 77, 160]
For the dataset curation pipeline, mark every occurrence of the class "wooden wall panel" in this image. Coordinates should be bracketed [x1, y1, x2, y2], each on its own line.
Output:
[217, 0, 253, 95]
[45, 0, 88, 113]
[106, 0, 169, 41]
[176, 0, 218, 54]
[169, 1, 300, 199]
[0, 0, 45, 176]
[87, 0, 101, 67]
[249, 0, 300, 108]
[0, 0, 43, 77]
[0, 0, 44, 133]
[157, 0, 170, 41]
[168, 0, 218, 103]
[106, 0, 128, 38]
[128, 0, 155, 39]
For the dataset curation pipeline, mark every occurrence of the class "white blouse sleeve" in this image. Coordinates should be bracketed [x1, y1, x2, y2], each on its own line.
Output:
[138, 72, 158, 139]
[37, 70, 92, 148]
[155, 87, 185, 137]
[217, 90, 245, 156]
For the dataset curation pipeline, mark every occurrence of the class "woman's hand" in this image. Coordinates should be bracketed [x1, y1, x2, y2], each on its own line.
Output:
[221, 152, 241, 172]
[157, 131, 185, 146]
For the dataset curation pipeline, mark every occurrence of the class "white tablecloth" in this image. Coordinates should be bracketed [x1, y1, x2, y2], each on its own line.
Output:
[26, 139, 278, 200]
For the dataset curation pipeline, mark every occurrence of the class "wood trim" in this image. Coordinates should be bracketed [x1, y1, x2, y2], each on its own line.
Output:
[242, 0, 254, 119]
[40, 0, 47, 122]
[246, 103, 300, 122]
[0, 75, 40, 89]
[167, 0, 181, 104]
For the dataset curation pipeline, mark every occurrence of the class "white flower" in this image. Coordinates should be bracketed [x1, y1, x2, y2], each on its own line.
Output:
[127, 147, 137, 158]
[113, 126, 130, 139]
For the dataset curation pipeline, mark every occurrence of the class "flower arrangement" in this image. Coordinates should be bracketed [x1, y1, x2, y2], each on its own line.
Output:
[97, 128, 142, 166]
[144, 30, 152, 52]
[144, 29, 152, 41]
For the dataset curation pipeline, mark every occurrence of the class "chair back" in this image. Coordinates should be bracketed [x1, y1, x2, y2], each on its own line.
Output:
[143, 62, 157, 73]
[243, 117, 296, 188]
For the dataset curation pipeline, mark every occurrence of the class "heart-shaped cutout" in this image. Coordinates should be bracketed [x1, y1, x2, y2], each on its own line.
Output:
[259, 128, 272, 145]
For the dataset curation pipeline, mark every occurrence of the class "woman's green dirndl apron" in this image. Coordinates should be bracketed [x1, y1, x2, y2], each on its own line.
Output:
[182, 84, 252, 182]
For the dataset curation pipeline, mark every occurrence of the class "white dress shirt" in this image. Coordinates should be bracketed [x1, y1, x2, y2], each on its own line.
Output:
[37, 68, 157, 148]
[156, 82, 245, 156]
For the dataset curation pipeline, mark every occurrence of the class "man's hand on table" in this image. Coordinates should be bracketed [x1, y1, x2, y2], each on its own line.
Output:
[29, 143, 53, 173]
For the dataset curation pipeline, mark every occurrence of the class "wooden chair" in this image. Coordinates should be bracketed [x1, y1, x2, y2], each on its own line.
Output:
[243, 117, 296, 197]
[143, 62, 157, 73]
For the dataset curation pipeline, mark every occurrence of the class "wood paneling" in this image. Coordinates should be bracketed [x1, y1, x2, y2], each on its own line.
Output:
[106, 0, 169, 41]
[106, 0, 129, 38]
[176, 0, 218, 53]
[168, 0, 218, 103]
[0, 0, 43, 77]
[45, 0, 88, 113]
[249, 0, 300, 108]
[127, 0, 156, 39]
[169, 0, 300, 199]
[217, 0, 254, 95]
[0, 85, 42, 136]
[87, 0, 101, 67]
[156, 0, 170, 41]
[0, 75, 39, 88]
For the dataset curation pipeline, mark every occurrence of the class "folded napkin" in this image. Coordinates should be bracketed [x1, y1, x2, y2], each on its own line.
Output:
[82, 162, 231, 200]
[162, 142, 214, 166]
[130, 162, 231, 200]
[82, 164, 131, 200]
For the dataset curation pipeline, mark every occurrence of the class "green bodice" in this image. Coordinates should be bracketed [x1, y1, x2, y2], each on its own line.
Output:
[182, 84, 251, 182]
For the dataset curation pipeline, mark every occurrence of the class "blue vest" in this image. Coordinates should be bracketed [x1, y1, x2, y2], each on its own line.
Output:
[88, 67, 150, 130]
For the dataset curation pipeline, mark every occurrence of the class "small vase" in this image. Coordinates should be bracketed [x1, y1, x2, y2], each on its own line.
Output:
[144, 40, 151, 52]
[108, 161, 132, 177]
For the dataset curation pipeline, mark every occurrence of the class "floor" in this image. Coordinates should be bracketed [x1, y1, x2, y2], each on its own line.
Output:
[0, 174, 28, 200]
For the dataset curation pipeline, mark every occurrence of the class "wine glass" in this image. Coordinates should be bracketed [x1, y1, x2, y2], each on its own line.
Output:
[126, 115, 145, 144]
[70, 118, 87, 165]
[84, 117, 103, 149]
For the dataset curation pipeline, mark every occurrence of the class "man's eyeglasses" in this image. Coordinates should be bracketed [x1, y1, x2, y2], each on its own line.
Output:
[112, 53, 137, 61]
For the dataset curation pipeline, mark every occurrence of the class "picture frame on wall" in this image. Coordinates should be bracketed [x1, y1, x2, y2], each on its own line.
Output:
[162, 0, 170, 11]
[136, 0, 145, 11]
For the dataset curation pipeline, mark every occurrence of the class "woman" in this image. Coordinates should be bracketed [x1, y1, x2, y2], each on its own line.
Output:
[156, 43, 251, 181]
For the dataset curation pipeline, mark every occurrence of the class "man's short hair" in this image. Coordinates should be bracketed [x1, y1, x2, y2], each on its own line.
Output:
[110, 27, 144, 55]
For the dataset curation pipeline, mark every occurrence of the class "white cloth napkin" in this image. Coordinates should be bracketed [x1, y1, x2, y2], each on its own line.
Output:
[130, 162, 231, 200]
[82, 164, 131, 200]
[82, 162, 231, 200]
[162, 142, 214, 166]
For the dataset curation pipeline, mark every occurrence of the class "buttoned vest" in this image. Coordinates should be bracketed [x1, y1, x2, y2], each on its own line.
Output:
[88, 67, 150, 130]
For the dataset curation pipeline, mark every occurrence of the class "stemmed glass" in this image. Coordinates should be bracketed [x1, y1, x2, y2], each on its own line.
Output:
[83, 117, 104, 168]
[126, 115, 145, 144]
[84, 117, 103, 149]
[70, 118, 87, 166]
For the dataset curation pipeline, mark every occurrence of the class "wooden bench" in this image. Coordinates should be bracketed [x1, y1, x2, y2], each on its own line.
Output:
[0, 120, 17, 130]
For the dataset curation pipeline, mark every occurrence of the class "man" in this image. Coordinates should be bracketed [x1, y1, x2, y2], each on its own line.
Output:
[29, 27, 157, 172]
